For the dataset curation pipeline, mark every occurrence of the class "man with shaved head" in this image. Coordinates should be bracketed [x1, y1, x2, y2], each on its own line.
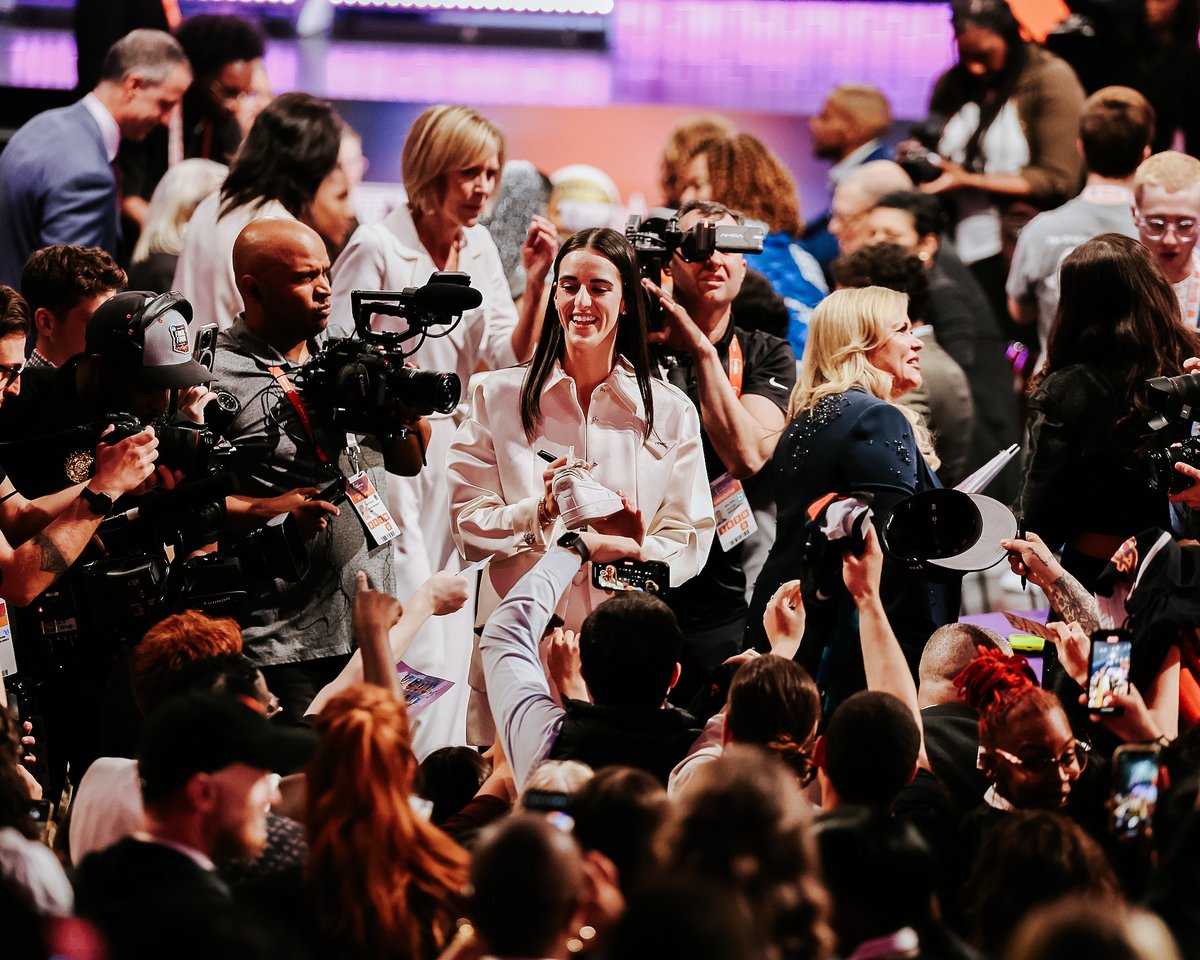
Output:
[213, 218, 428, 722]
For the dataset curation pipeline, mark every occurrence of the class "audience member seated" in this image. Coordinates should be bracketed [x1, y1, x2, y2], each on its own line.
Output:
[479, 531, 704, 787]
[73, 692, 314, 959]
[1132, 151, 1200, 327]
[1007, 86, 1154, 369]
[128, 158, 228, 292]
[830, 241, 975, 487]
[654, 746, 835, 960]
[804, 84, 894, 277]
[676, 133, 828, 358]
[173, 93, 346, 329]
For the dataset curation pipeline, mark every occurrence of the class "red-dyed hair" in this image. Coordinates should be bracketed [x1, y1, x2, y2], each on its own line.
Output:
[306, 685, 470, 960]
[953, 648, 1064, 747]
[131, 610, 244, 713]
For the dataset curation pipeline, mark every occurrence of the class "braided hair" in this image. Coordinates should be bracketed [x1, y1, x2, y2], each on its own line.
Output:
[954, 648, 1063, 748]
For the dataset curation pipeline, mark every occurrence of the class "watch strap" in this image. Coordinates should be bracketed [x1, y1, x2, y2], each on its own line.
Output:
[557, 531, 590, 563]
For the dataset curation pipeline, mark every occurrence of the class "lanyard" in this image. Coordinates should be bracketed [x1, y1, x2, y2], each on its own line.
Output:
[727, 332, 743, 398]
[269, 364, 333, 467]
[1180, 256, 1200, 328]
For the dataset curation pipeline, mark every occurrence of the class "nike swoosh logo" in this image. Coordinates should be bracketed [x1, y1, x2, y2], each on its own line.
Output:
[769, 377, 786, 389]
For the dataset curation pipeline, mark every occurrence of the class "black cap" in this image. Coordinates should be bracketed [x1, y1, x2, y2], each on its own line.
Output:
[86, 290, 214, 388]
[881, 488, 1016, 573]
[138, 692, 316, 799]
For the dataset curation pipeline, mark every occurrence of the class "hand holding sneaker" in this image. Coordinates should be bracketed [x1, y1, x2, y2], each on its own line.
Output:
[551, 461, 625, 530]
[588, 490, 645, 543]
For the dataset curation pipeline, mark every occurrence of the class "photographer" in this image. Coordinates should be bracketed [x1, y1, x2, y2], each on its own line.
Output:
[0, 288, 160, 606]
[640, 200, 795, 701]
[215, 218, 428, 723]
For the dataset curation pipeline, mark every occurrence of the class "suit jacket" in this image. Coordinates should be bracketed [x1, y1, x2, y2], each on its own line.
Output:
[0, 100, 118, 286]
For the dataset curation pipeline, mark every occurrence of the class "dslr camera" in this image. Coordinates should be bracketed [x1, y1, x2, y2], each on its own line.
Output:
[1145, 373, 1200, 494]
[297, 274, 478, 436]
[625, 213, 764, 329]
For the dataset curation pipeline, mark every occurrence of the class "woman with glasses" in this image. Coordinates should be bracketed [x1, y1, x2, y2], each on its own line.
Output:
[954, 649, 1092, 851]
[1015, 233, 1200, 589]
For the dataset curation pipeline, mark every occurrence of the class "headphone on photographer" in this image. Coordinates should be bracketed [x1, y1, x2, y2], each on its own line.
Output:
[87, 290, 194, 369]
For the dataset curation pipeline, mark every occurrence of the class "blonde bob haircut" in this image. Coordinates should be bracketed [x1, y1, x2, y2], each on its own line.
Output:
[402, 105, 506, 217]
[789, 286, 939, 468]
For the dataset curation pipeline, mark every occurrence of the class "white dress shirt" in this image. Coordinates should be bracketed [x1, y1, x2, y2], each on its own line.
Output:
[447, 359, 716, 633]
[82, 92, 120, 163]
[330, 203, 519, 409]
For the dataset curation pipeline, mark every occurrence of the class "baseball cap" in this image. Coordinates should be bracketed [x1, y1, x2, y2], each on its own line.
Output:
[880, 488, 1017, 573]
[86, 290, 214, 388]
[138, 692, 316, 800]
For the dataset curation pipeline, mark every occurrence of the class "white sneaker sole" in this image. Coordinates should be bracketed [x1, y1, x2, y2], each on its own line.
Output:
[559, 492, 624, 530]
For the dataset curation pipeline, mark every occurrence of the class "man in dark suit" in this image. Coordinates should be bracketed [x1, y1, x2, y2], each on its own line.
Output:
[73, 693, 315, 958]
[0, 29, 190, 287]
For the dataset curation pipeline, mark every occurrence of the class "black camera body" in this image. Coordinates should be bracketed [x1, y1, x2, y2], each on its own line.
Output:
[625, 213, 764, 329]
[297, 275, 479, 434]
[101, 388, 240, 477]
[1145, 373, 1200, 494]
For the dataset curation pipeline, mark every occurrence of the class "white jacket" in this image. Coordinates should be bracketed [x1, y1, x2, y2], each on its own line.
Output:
[329, 203, 519, 406]
[447, 360, 716, 630]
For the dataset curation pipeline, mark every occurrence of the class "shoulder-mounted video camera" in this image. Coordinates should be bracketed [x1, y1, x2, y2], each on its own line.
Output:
[624, 213, 764, 328]
[296, 273, 480, 435]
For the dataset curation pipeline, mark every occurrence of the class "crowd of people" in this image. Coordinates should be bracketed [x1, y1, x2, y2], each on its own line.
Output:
[3, 1, 1200, 957]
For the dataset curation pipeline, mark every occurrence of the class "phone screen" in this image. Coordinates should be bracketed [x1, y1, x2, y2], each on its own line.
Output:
[1112, 747, 1159, 839]
[591, 558, 670, 595]
[1087, 631, 1132, 713]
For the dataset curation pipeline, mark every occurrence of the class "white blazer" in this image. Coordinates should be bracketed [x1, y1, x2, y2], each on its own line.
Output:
[329, 204, 519, 409]
[446, 360, 716, 630]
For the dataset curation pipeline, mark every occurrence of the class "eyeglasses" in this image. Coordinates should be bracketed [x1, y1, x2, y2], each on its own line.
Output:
[0, 361, 25, 384]
[1135, 213, 1199, 241]
[992, 741, 1091, 774]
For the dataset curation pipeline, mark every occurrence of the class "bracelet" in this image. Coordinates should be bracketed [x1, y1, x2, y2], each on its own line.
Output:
[537, 497, 552, 528]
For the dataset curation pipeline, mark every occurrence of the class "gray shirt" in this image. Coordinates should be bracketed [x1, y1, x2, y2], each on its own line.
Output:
[1007, 192, 1137, 367]
[213, 314, 394, 666]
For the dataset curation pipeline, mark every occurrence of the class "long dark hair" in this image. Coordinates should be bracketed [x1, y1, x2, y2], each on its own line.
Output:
[219, 92, 340, 218]
[520, 228, 655, 440]
[936, 0, 1030, 172]
[1036, 233, 1200, 452]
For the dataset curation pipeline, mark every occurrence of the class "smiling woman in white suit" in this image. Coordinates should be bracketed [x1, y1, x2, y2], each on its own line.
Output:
[447, 227, 715, 743]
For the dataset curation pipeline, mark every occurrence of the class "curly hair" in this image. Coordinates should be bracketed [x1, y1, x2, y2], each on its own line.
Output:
[306, 685, 469, 960]
[655, 746, 835, 960]
[689, 133, 804, 236]
[953, 647, 1062, 748]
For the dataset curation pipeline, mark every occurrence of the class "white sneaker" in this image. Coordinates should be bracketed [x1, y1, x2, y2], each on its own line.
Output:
[552, 464, 623, 530]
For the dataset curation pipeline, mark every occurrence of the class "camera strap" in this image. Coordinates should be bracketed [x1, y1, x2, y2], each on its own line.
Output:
[270, 365, 333, 468]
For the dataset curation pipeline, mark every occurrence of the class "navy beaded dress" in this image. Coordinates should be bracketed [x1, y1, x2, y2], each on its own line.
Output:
[745, 388, 960, 709]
